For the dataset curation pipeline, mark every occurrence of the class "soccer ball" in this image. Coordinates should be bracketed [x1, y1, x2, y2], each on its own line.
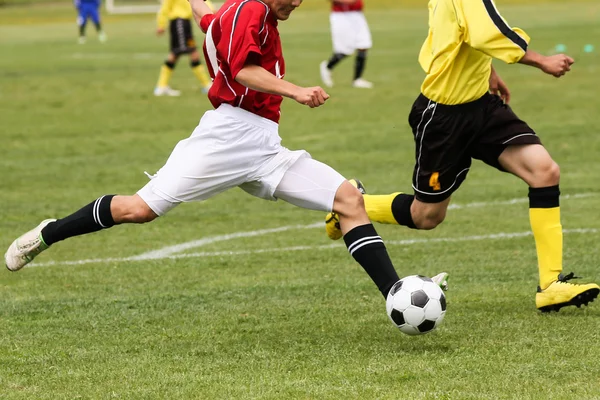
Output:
[386, 275, 447, 336]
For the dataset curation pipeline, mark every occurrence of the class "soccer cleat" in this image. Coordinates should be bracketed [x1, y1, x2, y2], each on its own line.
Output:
[352, 78, 373, 89]
[325, 179, 366, 240]
[319, 61, 334, 88]
[78, 36, 86, 44]
[536, 272, 600, 312]
[431, 272, 449, 291]
[154, 86, 181, 97]
[5, 219, 56, 271]
[98, 31, 107, 43]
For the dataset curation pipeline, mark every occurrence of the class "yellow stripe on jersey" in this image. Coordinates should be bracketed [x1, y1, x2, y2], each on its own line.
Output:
[419, 0, 530, 105]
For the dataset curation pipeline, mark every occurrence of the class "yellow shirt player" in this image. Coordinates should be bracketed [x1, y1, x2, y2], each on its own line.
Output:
[325, 0, 600, 312]
[154, 0, 213, 96]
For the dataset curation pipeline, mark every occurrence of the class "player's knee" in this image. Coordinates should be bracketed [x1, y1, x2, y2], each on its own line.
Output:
[412, 205, 446, 230]
[333, 182, 365, 218]
[130, 206, 158, 223]
[112, 196, 158, 224]
[533, 159, 560, 186]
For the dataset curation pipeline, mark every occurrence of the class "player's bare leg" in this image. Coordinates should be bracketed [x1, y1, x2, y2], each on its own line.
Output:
[5, 195, 157, 271]
[155, 53, 181, 97]
[499, 144, 599, 311]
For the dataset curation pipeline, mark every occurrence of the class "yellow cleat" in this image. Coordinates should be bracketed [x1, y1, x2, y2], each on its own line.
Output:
[536, 273, 600, 312]
[325, 179, 365, 240]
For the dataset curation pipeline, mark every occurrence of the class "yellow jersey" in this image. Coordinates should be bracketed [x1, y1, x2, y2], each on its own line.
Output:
[157, 0, 214, 30]
[419, 0, 530, 105]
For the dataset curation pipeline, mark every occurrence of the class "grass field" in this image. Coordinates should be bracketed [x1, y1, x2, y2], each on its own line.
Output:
[2, 2, 600, 399]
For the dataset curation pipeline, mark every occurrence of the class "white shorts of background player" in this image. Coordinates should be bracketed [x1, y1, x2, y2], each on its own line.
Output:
[330, 11, 372, 55]
[138, 104, 346, 216]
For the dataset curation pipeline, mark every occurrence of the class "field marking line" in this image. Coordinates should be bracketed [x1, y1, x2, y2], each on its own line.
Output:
[133, 193, 593, 260]
[31, 228, 598, 268]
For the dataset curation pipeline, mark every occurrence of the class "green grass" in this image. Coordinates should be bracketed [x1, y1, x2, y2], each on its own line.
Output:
[2, 2, 600, 399]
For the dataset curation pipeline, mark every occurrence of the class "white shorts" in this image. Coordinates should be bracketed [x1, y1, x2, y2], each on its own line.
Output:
[330, 11, 372, 55]
[138, 104, 346, 216]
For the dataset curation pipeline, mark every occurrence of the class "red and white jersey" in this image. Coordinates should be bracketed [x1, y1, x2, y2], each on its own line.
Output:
[332, 0, 363, 12]
[200, 0, 285, 124]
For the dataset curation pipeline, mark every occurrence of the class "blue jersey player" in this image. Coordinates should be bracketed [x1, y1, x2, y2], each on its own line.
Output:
[75, 0, 106, 44]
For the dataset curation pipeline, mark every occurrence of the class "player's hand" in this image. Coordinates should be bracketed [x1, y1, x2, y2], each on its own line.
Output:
[293, 86, 330, 108]
[489, 68, 510, 104]
[541, 54, 574, 78]
[156, 28, 165, 36]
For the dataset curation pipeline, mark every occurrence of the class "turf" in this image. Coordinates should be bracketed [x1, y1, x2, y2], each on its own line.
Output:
[1, 2, 600, 399]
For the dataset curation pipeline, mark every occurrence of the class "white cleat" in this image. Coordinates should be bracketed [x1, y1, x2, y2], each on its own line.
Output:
[352, 78, 373, 89]
[319, 61, 334, 88]
[78, 36, 86, 44]
[431, 272, 449, 291]
[98, 31, 107, 43]
[5, 219, 56, 271]
[154, 86, 181, 97]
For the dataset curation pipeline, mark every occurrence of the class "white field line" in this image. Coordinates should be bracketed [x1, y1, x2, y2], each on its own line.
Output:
[32, 228, 598, 268]
[29, 193, 598, 268]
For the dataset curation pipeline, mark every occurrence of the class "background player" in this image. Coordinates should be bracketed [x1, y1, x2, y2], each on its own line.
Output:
[5, 0, 452, 306]
[154, 0, 212, 96]
[325, 0, 599, 312]
[75, 0, 106, 44]
[319, 0, 372, 89]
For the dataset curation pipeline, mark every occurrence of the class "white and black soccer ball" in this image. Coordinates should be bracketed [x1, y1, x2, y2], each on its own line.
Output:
[386, 275, 447, 336]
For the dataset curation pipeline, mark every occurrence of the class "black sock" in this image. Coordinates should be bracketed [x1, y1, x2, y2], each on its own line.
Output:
[95, 22, 102, 32]
[326, 53, 347, 70]
[41, 195, 116, 246]
[190, 59, 201, 68]
[391, 194, 417, 229]
[344, 224, 400, 298]
[354, 49, 368, 80]
[528, 185, 560, 208]
[165, 60, 176, 69]
[79, 23, 86, 37]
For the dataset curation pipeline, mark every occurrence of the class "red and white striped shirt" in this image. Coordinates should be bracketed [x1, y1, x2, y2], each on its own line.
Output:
[332, 0, 363, 12]
[200, 0, 285, 123]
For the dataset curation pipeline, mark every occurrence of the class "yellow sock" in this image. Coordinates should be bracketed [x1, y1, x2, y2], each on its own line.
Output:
[363, 193, 402, 225]
[157, 64, 173, 88]
[192, 64, 211, 88]
[530, 207, 563, 289]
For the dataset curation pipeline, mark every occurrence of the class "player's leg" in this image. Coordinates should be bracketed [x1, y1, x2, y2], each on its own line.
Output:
[90, 6, 106, 42]
[155, 19, 184, 96]
[272, 157, 400, 298]
[319, 12, 351, 88]
[498, 144, 599, 310]
[155, 50, 181, 97]
[351, 12, 373, 89]
[77, 8, 87, 44]
[189, 49, 212, 93]
[4, 194, 161, 271]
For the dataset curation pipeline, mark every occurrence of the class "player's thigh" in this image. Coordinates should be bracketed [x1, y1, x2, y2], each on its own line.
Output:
[271, 157, 345, 212]
[354, 12, 372, 50]
[138, 111, 261, 216]
[498, 144, 559, 187]
[408, 95, 474, 203]
[329, 13, 354, 55]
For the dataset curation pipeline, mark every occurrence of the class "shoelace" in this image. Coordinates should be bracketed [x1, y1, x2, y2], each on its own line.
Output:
[557, 272, 581, 284]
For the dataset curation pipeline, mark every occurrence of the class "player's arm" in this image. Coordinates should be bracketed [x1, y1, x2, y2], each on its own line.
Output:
[156, 0, 173, 33]
[518, 49, 574, 78]
[489, 65, 510, 103]
[189, 0, 214, 30]
[461, 0, 529, 64]
[236, 61, 329, 108]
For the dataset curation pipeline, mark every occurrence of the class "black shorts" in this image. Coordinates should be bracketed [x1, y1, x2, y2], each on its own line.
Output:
[408, 92, 542, 203]
[169, 18, 196, 55]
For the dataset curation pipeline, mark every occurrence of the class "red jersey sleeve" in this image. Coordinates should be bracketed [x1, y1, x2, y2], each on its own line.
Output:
[200, 14, 216, 33]
[225, 1, 268, 79]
